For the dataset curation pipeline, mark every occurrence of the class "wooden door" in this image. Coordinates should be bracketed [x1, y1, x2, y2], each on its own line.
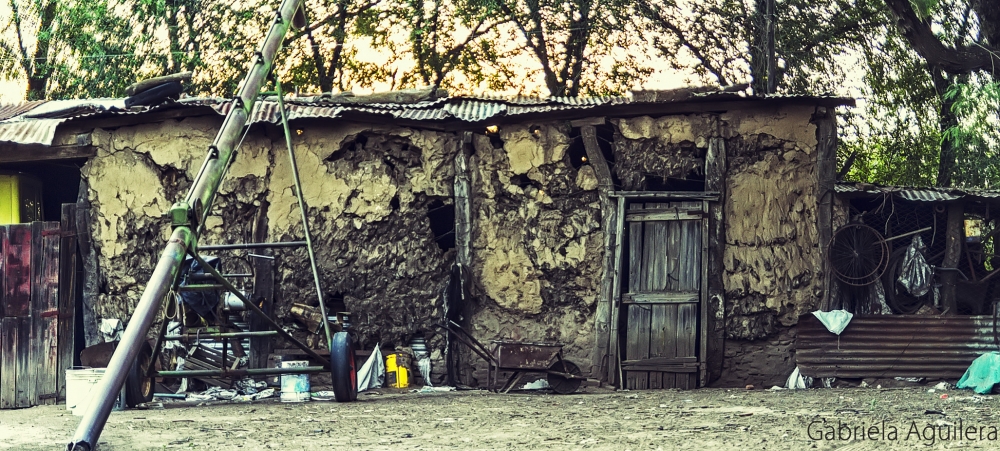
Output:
[0, 218, 74, 409]
[622, 201, 703, 389]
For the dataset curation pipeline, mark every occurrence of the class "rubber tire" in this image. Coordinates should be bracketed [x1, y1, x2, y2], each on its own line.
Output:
[330, 331, 358, 402]
[124, 81, 183, 108]
[125, 347, 155, 407]
[547, 359, 582, 394]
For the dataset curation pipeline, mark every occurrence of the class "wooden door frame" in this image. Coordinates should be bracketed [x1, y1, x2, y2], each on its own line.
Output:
[606, 191, 717, 388]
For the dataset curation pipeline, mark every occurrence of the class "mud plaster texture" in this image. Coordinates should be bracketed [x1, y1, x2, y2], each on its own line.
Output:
[464, 124, 603, 383]
[81, 117, 459, 381]
[713, 326, 796, 388]
[613, 105, 823, 347]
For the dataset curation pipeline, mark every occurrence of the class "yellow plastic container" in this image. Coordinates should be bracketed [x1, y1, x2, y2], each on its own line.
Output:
[0, 172, 43, 225]
[385, 353, 409, 388]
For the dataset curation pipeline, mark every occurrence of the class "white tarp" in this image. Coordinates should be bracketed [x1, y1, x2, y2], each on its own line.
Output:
[811, 310, 854, 335]
[356, 344, 385, 392]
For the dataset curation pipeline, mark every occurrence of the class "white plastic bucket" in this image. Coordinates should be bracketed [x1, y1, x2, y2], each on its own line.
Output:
[280, 361, 310, 402]
[66, 368, 125, 415]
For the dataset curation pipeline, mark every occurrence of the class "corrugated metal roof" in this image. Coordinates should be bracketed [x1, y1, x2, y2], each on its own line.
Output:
[0, 118, 64, 146]
[0, 91, 854, 147]
[836, 182, 1000, 202]
[797, 314, 999, 379]
[0, 101, 47, 121]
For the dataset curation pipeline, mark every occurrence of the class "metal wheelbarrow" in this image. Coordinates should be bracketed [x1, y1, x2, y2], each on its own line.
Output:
[435, 320, 586, 394]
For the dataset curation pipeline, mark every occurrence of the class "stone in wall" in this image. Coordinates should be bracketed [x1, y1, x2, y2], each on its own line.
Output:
[466, 123, 604, 380]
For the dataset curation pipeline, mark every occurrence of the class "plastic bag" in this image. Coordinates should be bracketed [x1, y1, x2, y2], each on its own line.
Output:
[898, 235, 932, 297]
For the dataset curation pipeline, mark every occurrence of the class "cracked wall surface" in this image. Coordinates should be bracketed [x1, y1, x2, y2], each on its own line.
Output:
[612, 106, 823, 343]
[82, 117, 458, 380]
[79, 103, 828, 387]
[466, 124, 603, 381]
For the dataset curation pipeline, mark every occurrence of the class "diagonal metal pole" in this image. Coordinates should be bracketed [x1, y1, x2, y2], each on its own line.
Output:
[274, 79, 335, 351]
[67, 0, 305, 449]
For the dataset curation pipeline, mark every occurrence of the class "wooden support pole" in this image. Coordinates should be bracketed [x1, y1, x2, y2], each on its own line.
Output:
[704, 136, 726, 385]
[58, 204, 79, 402]
[941, 202, 964, 315]
[580, 124, 619, 382]
[455, 132, 473, 268]
[814, 107, 837, 311]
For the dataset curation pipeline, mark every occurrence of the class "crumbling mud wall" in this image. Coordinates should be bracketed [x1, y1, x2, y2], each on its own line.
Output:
[611, 115, 716, 190]
[611, 106, 825, 385]
[465, 124, 604, 382]
[81, 117, 457, 374]
[266, 125, 459, 353]
[712, 327, 796, 388]
[721, 105, 823, 340]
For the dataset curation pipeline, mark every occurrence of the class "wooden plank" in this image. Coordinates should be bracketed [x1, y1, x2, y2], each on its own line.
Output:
[677, 303, 697, 359]
[643, 203, 668, 292]
[0, 317, 17, 408]
[627, 203, 644, 293]
[75, 198, 101, 347]
[57, 204, 78, 402]
[611, 191, 720, 200]
[591, 191, 619, 380]
[662, 304, 679, 388]
[621, 363, 699, 372]
[629, 305, 652, 389]
[35, 222, 61, 404]
[3, 225, 32, 318]
[24, 221, 44, 408]
[625, 305, 640, 389]
[454, 132, 473, 267]
[607, 197, 626, 386]
[700, 200, 710, 388]
[941, 203, 964, 314]
[704, 137, 726, 384]
[579, 125, 613, 190]
[623, 292, 699, 303]
[16, 316, 33, 407]
[625, 210, 703, 222]
[0, 144, 96, 164]
[648, 304, 667, 389]
[814, 108, 836, 310]
[622, 356, 698, 365]
[249, 201, 274, 370]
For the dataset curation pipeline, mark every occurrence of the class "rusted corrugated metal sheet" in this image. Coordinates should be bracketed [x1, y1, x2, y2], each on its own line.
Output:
[796, 314, 1000, 379]
[0, 101, 47, 121]
[836, 182, 1000, 201]
[0, 93, 856, 147]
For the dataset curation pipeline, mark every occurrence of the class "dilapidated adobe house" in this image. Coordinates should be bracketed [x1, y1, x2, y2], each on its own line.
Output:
[0, 87, 853, 407]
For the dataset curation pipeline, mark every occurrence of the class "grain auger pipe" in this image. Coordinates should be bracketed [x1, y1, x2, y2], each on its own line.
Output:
[67, 0, 307, 449]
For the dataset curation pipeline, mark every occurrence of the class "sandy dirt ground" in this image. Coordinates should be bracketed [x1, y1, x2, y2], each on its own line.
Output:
[2, 385, 999, 450]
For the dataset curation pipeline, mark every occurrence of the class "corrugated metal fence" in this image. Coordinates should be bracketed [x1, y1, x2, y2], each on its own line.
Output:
[797, 314, 1000, 379]
[0, 206, 76, 408]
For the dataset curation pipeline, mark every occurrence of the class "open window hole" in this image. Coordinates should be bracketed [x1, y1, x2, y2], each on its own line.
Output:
[426, 198, 455, 251]
[567, 129, 587, 170]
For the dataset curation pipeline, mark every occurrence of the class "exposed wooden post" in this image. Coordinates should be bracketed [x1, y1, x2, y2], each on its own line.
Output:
[57, 203, 79, 402]
[704, 136, 726, 385]
[455, 132, 473, 268]
[75, 180, 101, 347]
[941, 202, 964, 314]
[249, 201, 274, 369]
[579, 124, 613, 191]
[578, 122, 619, 382]
[606, 196, 626, 386]
[814, 107, 837, 311]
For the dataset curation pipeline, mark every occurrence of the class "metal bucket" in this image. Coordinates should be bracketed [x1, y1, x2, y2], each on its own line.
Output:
[280, 361, 311, 402]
